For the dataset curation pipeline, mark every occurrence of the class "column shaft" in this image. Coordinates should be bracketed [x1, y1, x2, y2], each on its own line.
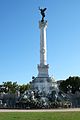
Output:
[39, 21, 47, 65]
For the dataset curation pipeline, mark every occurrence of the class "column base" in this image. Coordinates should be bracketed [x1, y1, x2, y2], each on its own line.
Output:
[37, 64, 49, 77]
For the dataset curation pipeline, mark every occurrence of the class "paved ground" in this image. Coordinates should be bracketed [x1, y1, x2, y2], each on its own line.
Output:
[0, 108, 80, 112]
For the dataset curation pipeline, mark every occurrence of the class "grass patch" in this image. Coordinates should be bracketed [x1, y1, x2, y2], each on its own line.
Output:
[0, 112, 80, 120]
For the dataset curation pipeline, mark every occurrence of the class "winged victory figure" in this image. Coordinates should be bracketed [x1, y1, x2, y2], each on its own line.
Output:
[39, 7, 47, 22]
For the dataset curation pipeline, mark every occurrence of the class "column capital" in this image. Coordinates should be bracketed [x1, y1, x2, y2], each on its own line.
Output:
[39, 20, 48, 29]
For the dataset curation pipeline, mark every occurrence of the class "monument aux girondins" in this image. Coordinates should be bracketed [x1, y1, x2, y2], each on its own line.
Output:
[15, 8, 71, 109]
[31, 8, 58, 96]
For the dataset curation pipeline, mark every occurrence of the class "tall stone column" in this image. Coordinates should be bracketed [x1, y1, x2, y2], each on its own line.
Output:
[39, 21, 47, 65]
[38, 21, 49, 78]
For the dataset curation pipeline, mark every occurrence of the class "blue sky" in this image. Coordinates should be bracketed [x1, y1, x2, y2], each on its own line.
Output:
[0, 0, 80, 84]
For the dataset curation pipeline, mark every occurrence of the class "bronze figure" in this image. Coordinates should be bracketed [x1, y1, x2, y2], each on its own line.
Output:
[39, 7, 47, 22]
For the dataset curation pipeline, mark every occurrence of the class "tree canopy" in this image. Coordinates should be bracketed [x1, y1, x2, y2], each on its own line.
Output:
[59, 76, 80, 94]
[0, 81, 31, 94]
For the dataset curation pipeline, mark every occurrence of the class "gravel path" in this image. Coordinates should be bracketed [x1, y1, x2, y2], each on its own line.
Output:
[0, 108, 80, 112]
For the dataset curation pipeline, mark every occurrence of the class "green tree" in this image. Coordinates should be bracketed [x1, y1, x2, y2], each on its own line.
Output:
[2, 81, 18, 93]
[19, 84, 31, 94]
[59, 76, 80, 94]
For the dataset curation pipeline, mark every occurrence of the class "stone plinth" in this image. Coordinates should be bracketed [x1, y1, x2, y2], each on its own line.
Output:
[38, 64, 49, 77]
[31, 77, 58, 95]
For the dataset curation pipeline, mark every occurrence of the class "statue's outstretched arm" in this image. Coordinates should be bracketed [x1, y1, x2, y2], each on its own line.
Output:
[43, 8, 47, 12]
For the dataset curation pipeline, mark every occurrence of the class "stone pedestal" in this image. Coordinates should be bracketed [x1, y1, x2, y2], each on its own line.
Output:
[38, 64, 49, 77]
[31, 77, 58, 95]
